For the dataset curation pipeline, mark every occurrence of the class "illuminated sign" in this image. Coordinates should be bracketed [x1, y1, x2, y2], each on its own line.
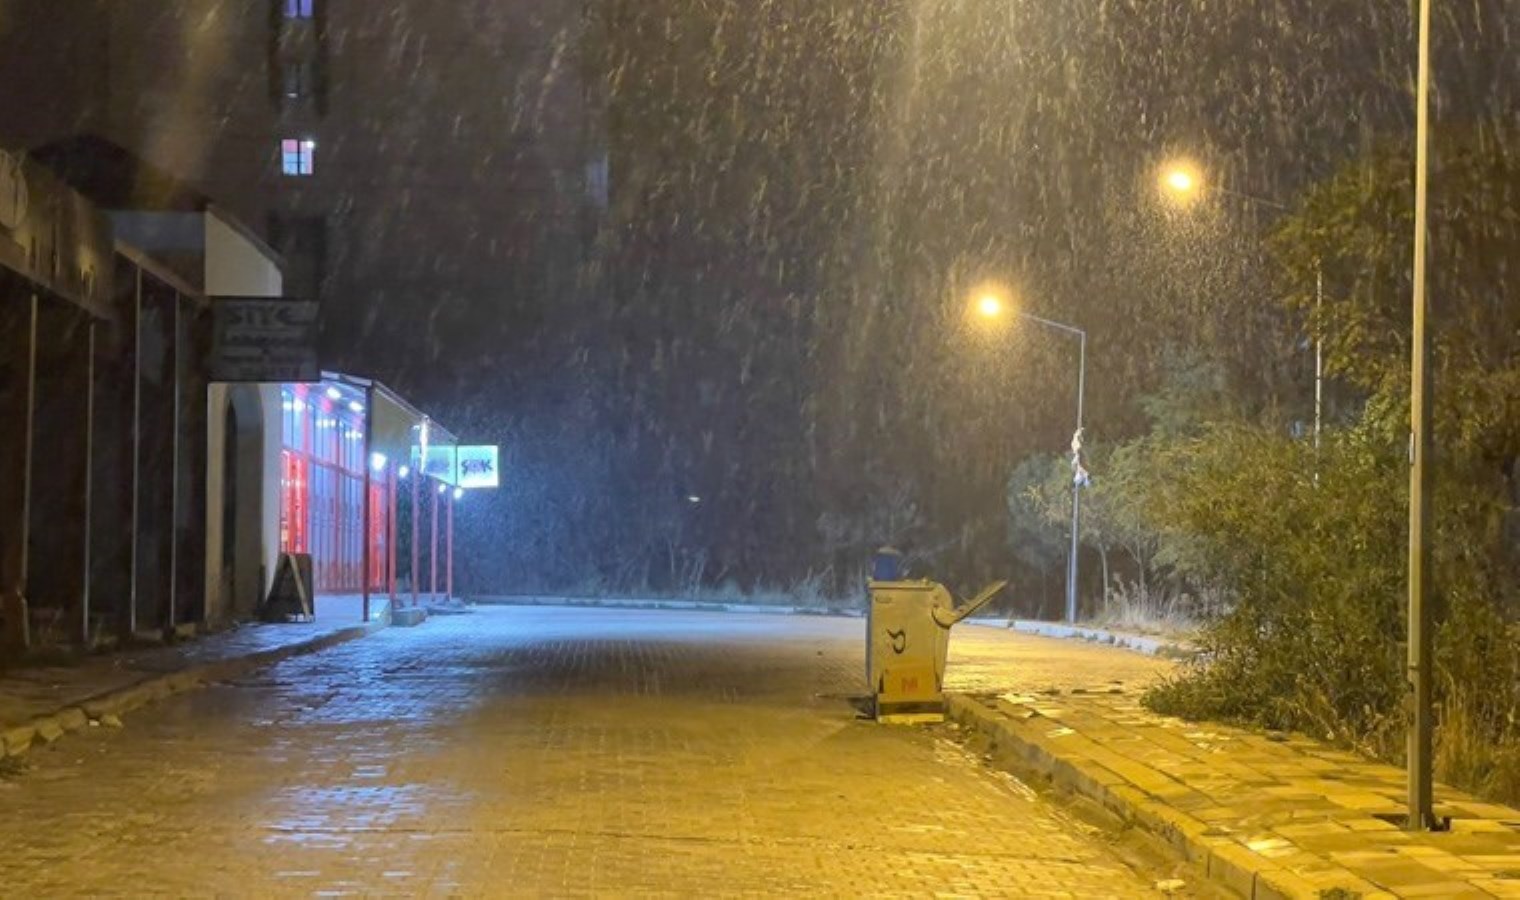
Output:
[457, 446, 499, 489]
[410, 445, 458, 485]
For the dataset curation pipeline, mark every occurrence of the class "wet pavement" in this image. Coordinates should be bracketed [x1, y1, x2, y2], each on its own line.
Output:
[0, 607, 1174, 896]
[0, 595, 379, 734]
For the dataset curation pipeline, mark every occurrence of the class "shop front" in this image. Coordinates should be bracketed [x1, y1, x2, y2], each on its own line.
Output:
[268, 372, 457, 621]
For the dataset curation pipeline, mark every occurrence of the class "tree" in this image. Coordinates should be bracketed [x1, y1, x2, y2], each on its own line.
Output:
[1006, 456, 1067, 615]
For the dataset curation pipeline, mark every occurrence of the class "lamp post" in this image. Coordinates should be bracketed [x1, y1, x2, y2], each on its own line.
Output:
[1158, 83, 1442, 828]
[1407, 0, 1435, 832]
[1158, 161, 1325, 446]
[975, 292, 1088, 623]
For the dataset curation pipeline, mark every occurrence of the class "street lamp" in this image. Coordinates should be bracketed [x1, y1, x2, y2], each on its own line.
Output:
[1160, 96, 1442, 830]
[972, 287, 1088, 624]
[1158, 160, 1203, 206]
[1407, 0, 1436, 833]
[1157, 160, 1324, 449]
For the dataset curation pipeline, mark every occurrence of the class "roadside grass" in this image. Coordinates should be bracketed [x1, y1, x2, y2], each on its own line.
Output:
[1149, 619, 1520, 808]
[1437, 688, 1520, 807]
[1088, 580, 1202, 641]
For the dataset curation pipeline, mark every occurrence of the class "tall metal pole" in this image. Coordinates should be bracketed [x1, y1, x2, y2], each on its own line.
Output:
[128, 269, 142, 637]
[360, 385, 373, 623]
[167, 295, 180, 633]
[446, 490, 454, 602]
[1065, 332, 1087, 624]
[16, 294, 39, 649]
[1406, 0, 1435, 833]
[410, 465, 420, 609]
[388, 466, 398, 607]
[1012, 312, 1088, 624]
[82, 320, 96, 646]
[430, 481, 439, 604]
[1314, 261, 1325, 450]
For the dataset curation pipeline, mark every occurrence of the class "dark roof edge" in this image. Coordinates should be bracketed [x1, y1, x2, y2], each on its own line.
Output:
[324, 370, 460, 444]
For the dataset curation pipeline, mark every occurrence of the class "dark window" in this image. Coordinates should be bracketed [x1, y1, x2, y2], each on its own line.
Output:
[268, 213, 328, 301]
[282, 60, 314, 100]
[284, 0, 314, 19]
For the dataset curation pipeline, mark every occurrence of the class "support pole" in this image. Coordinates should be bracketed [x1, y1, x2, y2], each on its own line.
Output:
[1065, 331, 1087, 624]
[167, 294, 180, 633]
[360, 385, 373, 623]
[82, 320, 96, 646]
[410, 463, 420, 609]
[430, 480, 439, 604]
[15, 293, 39, 649]
[1314, 261, 1325, 450]
[446, 489, 454, 601]
[1406, 0, 1436, 833]
[388, 466, 398, 606]
[128, 269, 141, 637]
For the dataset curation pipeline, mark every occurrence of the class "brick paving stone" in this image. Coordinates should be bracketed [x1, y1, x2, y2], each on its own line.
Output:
[961, 686, 1520, 898]
[0, 596, 377, 735]
[0, 608, 1175, 896]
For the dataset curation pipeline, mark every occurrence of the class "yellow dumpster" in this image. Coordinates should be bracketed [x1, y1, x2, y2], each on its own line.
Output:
[866, 579, 1007, 723]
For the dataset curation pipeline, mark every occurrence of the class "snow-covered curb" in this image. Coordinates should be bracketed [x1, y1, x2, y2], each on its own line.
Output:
[469, 595, 863, 617]
[963, 617, 1196, 658]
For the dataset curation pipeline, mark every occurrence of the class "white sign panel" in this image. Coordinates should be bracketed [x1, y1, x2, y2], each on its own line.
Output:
[457, 446, 500, 489]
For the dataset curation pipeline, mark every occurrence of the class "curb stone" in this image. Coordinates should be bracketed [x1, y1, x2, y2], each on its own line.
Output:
[1, 622, 379, 761]
[993, 619, 1197, 658]
[946, 693, 1385, 899]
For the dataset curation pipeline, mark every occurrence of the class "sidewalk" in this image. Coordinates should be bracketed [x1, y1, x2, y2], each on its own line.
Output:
[1, 595, 384, 759]
[950, 688, 1520, 898]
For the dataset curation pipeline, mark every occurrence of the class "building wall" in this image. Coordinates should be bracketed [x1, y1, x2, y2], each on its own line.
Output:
[201, 216, 284, 623]
[3, 0, 601, 387]
[205, 210, 282, 297]
[0, 0, 109, 148]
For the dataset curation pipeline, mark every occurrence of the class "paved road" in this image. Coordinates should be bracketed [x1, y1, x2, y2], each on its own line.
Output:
[0, 608, 1174, 896]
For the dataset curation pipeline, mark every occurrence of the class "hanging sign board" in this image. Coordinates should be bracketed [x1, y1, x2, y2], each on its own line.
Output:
[457, 445, 500, 489]
[209, 297, 320, 382]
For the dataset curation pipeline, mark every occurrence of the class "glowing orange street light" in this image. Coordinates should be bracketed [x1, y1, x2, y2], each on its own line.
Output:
[1158, 160, 1203, 205]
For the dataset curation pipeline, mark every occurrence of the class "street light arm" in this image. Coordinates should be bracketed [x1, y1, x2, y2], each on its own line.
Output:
[1215, 185, 1290, 211]
[1014, 311, 1087, 341]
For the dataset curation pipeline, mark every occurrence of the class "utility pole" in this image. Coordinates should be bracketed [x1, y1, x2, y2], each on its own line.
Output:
[1314, 261, 1324, 451]
[1406, 0, 1436, 833]
[1067, 331, 1087, 624]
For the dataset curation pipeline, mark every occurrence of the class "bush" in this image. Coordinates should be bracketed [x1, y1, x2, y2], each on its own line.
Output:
[1138, 419, 1520, 803]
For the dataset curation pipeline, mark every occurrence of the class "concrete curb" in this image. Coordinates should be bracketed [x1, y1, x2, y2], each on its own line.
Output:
[946, 694, 1380, 899]
[2, 623, 381, 760]
[977, 619, 1197, 659]
[471, 595, 864, 617]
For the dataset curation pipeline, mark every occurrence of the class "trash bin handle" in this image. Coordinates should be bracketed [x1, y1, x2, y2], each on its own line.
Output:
[932, 580, 1008, 628]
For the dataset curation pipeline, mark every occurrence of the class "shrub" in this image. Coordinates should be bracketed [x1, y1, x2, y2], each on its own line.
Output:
[1141, 421, 1520, 802]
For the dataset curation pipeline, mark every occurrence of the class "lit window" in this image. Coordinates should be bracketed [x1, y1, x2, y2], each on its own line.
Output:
[281, 138, 315, 176]
[284, 0, 314, 19]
